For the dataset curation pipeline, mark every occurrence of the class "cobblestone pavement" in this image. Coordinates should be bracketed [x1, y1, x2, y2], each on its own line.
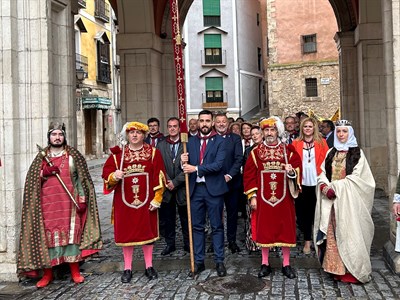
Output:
[1, 159, 400, 299]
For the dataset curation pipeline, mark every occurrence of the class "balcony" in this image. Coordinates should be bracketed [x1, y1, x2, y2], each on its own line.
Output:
[75, 53, 88, 79]
[201, 49, 226, 66]
[201, 92, 228, 110]
[78, 0, 86, 8]
[82, 96, 112, 110]
[97, 61, 111, 84]
[95, 0, 110, 23]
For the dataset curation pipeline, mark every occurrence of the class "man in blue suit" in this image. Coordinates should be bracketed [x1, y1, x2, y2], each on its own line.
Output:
[214, 113, 243, 253]
[181, 110, 228, 277]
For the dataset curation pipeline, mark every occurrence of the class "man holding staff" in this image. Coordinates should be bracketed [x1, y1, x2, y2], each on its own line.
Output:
[181, 110, 228, 277]
[17, 122, 102, 288]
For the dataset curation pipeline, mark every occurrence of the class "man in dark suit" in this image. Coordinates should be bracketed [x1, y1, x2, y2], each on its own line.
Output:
[145, 117, 164, 146]
[181, 110, 228, 277]
[157, 117, 189, 256]
[214, 113, 243, 253]
[320, 119, 335, 148]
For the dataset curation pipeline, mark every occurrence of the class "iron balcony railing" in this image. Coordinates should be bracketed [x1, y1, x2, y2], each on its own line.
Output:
[75, 53, 88, 78]
[78, 0, 86, 8]
[97, 62, 111, 84]
[201, 49, 226, 66]
[95, 0, 110, 23]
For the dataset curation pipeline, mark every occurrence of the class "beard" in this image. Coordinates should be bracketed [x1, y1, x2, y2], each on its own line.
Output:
[200, 126, 212, 135]
[265, 136, 277, 144]
[50, 141, 64, 148]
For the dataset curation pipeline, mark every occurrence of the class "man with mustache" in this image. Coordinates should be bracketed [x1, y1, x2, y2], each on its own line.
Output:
[181, 110, 228, 277]
[243, 116, 301, 279]
[17, 122, 102, 288]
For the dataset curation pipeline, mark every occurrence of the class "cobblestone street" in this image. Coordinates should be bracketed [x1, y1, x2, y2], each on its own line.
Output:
[1, 160, 400, 299]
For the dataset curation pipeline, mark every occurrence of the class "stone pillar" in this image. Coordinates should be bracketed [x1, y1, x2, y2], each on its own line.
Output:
[0, 0, 76, 281]
[335, 31, 360, 130]
[383, 0, 400, 273]
[117, 33, 165, 126]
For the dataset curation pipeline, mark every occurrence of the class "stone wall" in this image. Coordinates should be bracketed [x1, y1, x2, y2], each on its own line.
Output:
[268, 62, 340, 119]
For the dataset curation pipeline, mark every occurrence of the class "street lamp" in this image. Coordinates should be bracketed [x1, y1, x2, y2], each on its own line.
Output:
[76, 67, 85, 111]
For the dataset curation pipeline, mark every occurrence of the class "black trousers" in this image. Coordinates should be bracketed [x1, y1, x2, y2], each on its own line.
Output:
[295, 185, 317, 241]
[224, 187, 240, 243]
[159, 195, 189, 248]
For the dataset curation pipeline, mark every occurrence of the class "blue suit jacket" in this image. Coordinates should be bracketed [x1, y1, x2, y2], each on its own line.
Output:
[221, 133, 243, 189]
[187, 134, 228, 197]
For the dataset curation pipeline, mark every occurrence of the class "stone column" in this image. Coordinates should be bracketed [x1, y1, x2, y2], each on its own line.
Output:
[335, 31, 360, 130]
[117, 33, 165, 126]
[0, 0, 76, 281]
[383, 0, 400, 273]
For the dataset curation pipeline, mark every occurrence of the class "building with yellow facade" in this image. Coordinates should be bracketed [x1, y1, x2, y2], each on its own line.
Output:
[75, 0, 119, 158]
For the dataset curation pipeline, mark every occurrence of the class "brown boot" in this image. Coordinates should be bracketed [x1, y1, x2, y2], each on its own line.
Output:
[36, 268, 53, 288]
[69, 262, 84, 284]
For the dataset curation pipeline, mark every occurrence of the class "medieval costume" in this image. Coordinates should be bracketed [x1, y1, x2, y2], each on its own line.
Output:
[102, 121, 166, 283]
[17, 122, 102, 287]
[314, 120, 375, 284]
[243, 116, 301, 279]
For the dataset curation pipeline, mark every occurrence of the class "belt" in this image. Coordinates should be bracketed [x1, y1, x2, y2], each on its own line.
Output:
[196, 182, 206, 186]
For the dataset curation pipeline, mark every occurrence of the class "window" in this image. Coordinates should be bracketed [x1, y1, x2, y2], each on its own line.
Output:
[257, 13, 260, 26]
[95, 0, 110, 23]
[204, 34, 222, 64]
[302, 34, 317, 53]
[257, 47, 262, 71]
[96, 40, 111, 84]
[205, 77, 223, 103]
[305, 78, 318, 97]
[203, 0, 221, 26]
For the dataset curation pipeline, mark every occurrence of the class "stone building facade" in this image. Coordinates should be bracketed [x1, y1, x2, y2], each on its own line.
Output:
[265, 0, 340, 119]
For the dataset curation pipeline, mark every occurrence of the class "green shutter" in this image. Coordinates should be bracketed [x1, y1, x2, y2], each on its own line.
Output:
[205, 77, 223, 91]
[204, 34, 221, 48]
[203, 0, 220, 16]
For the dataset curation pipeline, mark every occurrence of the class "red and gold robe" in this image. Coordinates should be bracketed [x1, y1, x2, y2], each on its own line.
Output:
[102, 144, 166, 246]
[243, 142, 301, 247]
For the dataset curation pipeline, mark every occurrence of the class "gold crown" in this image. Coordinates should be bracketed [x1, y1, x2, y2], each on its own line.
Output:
[124, 164, 146, 174]
[263, 161, 282, 170]
[335, 119, 352, 126]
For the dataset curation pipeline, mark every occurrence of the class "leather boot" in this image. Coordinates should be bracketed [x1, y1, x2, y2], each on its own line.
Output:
[36, 268, 53, 288]
[69, 262, 85, 284]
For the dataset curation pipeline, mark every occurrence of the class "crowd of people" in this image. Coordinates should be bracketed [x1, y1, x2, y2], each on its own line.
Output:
[17, 109, 379, 288]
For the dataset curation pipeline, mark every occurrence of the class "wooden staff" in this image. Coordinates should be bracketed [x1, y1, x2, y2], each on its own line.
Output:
[36, 144, 79, 209]
[169, 0, 195, 274]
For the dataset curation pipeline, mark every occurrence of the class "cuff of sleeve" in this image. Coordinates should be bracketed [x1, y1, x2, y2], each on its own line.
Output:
[287, 171, 297, 179]
[394, 193, 400, 203]
[247, 192, 256, 201]
[107, 172, 119, 187]
[153, 187, 164, 204]
[150, 200, 161, 208]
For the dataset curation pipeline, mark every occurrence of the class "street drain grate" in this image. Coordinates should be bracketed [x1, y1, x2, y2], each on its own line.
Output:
[200, 274, 269, 295]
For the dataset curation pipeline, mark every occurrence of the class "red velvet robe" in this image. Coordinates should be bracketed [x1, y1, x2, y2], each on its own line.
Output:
[102, 144, 166, 246]
[243, 142, 301, 247]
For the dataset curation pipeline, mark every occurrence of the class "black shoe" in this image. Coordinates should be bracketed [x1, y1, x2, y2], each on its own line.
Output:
[282, 265, 296, 279]
[121, 269, 132, 283]
[207, 243, 214, 253]
[216, 262, 227, 277]
[183, 245, 190, 253]
[145, 267, 158, 280]
[161, 245, 176, 256]
[258, 264, 272, 278]
[228, 241, 240, 254]
[188, 262, 205, 277]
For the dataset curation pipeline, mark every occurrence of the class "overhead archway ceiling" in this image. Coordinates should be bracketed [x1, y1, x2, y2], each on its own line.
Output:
[329, 0, 358, 32]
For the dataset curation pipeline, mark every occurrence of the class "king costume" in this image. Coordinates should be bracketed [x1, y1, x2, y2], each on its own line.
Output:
[18, 145, 102, 275]
[102, 141, 166, 246]
[243, 139, 301, 247]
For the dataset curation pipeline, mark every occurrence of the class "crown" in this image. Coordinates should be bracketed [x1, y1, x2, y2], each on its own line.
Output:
[335, 119, 352, 127]
[48, 122, 66, 133]
[263, 161, 282, 170]
[124, 164, 146, 175]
